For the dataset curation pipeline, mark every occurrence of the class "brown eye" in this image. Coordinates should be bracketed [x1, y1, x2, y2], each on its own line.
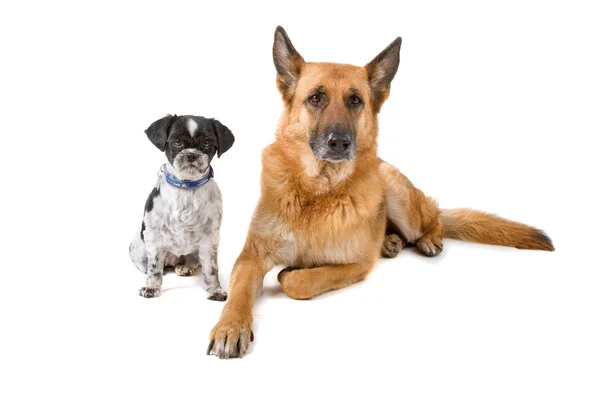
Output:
[350, 95, 362, 106]
[173, 140, 183, 147]
[310, 94, 321, 104]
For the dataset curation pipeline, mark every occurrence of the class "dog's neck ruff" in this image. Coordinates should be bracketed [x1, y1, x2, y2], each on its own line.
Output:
[160, 164, 213, 189]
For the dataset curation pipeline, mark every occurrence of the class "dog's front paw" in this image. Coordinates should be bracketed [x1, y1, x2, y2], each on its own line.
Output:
[207, 288, 227, 302]
[139, 286, 161, 298]
[277, 267, 313, 300]
[207, 314, 254, 359]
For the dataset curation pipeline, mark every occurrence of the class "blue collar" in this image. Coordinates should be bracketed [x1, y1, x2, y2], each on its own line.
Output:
[160, 164, 214, 189]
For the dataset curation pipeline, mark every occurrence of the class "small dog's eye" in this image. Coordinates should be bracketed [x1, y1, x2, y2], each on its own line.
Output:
[350, 95, 362, 106]
[310, 94, 321, 104]
[173, 140, 183, 147]
[203, 142, 210, 149]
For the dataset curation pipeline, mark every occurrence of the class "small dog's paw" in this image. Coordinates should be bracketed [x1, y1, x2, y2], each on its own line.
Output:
[174, 265, 195, 276]
[207, 289, 227, 302]
[417, 237, 443, 257]
[381, 233, 405, 258]
[139, 286, 161, 298]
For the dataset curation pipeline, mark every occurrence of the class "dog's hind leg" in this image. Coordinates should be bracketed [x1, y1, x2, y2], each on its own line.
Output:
[174, 253, 198, 276]
[129, 232, 148, 273]
[164, 253, 185, 271]
[381, 232, 406, 258]
[379, 161, 443, 257]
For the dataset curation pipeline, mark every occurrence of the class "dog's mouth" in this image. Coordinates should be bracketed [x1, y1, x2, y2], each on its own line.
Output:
[316, 152, 356, 163]
[172, 150, 211, 179]
[181, 163, 209, 176]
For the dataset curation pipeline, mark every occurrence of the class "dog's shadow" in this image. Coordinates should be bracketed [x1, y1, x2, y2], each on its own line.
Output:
[159, 266, 207, 293]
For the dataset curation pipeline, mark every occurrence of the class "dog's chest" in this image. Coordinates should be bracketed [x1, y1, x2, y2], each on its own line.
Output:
[282, 192, 374, 263]
[146, 180, 222, 254]
[273, 177, 386, 266]
[281, 184, 371, 231]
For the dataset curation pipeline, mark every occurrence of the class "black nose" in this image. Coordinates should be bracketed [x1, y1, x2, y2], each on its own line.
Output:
[186, 154, 198, 162]
[327, 132, 351, 154]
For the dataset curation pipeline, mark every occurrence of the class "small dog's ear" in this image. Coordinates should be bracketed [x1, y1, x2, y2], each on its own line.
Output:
[273, 26, 305, 102]
[364, 37, 402, 113]
[211, 119, 235, 158]
[145, 114, 177, 151]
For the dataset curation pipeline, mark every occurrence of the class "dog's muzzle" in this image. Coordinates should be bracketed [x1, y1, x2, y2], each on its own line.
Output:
[174, 149, 209, 176]
[310, 130, 356, 162]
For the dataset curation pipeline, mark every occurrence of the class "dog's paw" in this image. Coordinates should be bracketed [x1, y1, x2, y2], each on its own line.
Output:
[381, 233, 405, 258]
[139, 286, 161, 298]
[207, 288, 227, 302]
[276, 266, 301, 282]
[174, 265, 195, 276]
[277, 267, 314, 300]
[207, 315, 254, 359]
[417, 237, 443, 257]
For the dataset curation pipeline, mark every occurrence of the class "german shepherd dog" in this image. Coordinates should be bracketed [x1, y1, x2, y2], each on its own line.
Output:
[207, 26, 554, 358]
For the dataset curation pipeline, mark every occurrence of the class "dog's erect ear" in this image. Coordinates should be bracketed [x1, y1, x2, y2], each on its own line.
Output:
[211, 119, 235, 158]
[364, 37, 402, 113]
[145, 114, 177, 151]
[273, 26, 305, 101]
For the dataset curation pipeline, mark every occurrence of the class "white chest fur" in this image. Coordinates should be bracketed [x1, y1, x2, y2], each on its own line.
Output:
[144, 178, 223, 255]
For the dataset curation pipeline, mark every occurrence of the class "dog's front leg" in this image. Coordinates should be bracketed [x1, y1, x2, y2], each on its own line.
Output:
[207, 257, 265, 358]
[198, 238, 227, 301]
[139, 245, 165, 298]
[277, 260, 376, 300]
[207, 232, 285, 358]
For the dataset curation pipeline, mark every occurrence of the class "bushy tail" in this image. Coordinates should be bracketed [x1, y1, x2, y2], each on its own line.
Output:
[439, 208, 554, 251]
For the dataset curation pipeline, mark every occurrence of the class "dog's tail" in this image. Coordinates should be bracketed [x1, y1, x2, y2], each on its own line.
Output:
[439, 208, 554, 251]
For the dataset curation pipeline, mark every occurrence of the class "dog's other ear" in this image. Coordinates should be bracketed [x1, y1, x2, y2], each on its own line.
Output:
[211, 119, 235, 157]
[145, 114, 177, 151]
[364, 37, 402, 113]
[273, 26, 305, 101]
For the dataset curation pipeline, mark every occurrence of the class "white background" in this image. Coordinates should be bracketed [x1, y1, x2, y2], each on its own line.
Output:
[1, 0, 598, 399]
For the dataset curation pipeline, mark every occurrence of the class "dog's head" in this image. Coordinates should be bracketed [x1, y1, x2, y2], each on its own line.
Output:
[145, 115, 234, 179]
[273, 26, 401, 163]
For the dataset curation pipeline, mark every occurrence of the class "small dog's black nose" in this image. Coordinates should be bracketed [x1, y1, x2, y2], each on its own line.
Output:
[186, 154, 198, 162]
[327, 132, 351, 154]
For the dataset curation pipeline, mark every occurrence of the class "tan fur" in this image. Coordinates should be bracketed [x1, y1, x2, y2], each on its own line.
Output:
[207, 27, 553, 358]
[439, 208, 554, 251]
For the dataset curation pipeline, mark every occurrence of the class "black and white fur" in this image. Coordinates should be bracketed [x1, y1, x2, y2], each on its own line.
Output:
[129, 114, 235, 300]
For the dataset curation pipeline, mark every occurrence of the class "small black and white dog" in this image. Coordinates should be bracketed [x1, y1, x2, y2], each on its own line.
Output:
[129, 114, 234, 300]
